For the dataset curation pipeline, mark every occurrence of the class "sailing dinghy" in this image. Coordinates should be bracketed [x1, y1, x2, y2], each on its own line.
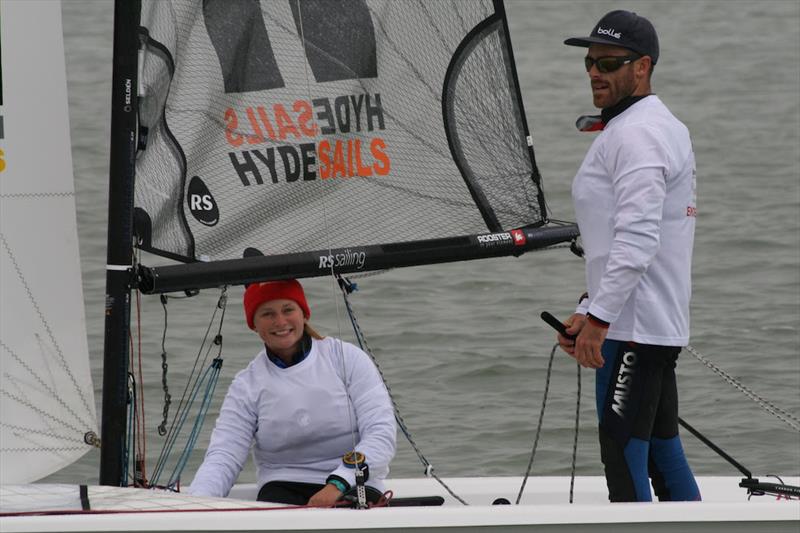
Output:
[1, 1, 798, 531]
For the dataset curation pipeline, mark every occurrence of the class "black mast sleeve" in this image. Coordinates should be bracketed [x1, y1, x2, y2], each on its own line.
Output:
[100, 0, 141, 486]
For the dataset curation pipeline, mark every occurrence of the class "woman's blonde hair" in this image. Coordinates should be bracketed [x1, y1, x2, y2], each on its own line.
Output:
[304, 322, 324, 340]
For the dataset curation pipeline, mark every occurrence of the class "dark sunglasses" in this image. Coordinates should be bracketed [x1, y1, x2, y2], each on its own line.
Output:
[584, 55, 640, 73]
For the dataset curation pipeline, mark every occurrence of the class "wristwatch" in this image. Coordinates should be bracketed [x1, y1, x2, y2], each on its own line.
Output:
[342, 451, 369, 482]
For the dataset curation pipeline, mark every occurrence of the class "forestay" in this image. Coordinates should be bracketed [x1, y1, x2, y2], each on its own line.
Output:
[133, 0, 550, 265]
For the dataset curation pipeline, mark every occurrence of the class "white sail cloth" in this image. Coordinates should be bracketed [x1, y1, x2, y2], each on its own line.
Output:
[0, 1, 97, 484]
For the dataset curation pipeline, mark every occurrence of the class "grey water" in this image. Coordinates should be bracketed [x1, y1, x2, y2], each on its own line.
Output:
[52, 0, 800, 488]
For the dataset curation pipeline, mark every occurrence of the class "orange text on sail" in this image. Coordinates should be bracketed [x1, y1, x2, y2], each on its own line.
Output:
[223, 92, 390, 185]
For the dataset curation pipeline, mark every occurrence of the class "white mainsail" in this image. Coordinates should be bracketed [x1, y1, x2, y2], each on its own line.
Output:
[0, 0, 97, 484]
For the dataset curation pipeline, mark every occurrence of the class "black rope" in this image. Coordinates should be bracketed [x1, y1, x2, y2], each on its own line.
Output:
[568, 362, 581, 503]
[157, 294, 172, 437]
[516, 343, 557, 504]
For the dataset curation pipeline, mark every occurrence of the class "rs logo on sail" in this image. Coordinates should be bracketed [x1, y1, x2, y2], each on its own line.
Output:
[611, 351, 637, 418]
[187, 176, 219, 226]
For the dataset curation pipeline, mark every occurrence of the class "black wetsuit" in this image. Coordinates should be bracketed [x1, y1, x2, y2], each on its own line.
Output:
[597, 340, 701, 502]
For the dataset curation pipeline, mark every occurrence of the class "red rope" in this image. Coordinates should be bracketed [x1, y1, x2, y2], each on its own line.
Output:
[0, 504, 306, 517]
[0, 490, 400, 518]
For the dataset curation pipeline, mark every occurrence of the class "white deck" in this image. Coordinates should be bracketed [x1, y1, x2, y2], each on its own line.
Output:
[1, 476, 798, 532]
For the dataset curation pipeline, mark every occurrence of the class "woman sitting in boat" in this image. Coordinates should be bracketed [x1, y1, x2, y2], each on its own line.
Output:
[188, 279, 397, 506]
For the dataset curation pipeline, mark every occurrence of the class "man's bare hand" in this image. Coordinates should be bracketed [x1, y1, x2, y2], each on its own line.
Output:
[573, 319, 607, 368]
[558, 313, 586, 356]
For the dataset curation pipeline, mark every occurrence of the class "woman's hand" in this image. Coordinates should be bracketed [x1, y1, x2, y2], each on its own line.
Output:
[307, 483, 343, 507]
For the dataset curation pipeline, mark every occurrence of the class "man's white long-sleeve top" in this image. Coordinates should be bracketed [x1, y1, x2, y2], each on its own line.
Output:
[572, 95, 696, 346]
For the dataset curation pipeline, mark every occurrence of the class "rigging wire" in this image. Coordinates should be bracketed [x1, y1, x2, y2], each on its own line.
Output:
[685, 344, 800, 432]
[164, 357, 223, 489]
[336, 278, 469, 505]
[150, 288, 229, 487]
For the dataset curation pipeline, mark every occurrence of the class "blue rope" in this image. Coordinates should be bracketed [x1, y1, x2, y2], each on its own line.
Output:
[149, 289, 228, 488]
[150, 358, 222, 487]
[166, 358, 223, 488]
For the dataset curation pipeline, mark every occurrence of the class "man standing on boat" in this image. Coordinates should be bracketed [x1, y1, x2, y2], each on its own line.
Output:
[557, 10, 701, 503]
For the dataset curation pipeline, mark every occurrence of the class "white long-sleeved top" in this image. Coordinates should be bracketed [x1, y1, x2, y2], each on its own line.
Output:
[572, 95, 696, 346]
[188, 337, 396, 498]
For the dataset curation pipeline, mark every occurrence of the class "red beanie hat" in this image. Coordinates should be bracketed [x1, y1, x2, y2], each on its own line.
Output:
[243, 279, 310, 330]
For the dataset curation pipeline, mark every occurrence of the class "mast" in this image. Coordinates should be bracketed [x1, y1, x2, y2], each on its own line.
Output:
[100, 0, 141, 486]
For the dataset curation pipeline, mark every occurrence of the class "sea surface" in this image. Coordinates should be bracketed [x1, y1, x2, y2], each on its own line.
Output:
[50, 0, 799, 488]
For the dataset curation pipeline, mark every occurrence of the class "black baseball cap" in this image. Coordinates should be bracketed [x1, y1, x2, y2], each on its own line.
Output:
[564, 10, 659, 65]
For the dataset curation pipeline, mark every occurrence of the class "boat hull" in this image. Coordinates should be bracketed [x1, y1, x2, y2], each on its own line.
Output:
[2, 476, 798, 532]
